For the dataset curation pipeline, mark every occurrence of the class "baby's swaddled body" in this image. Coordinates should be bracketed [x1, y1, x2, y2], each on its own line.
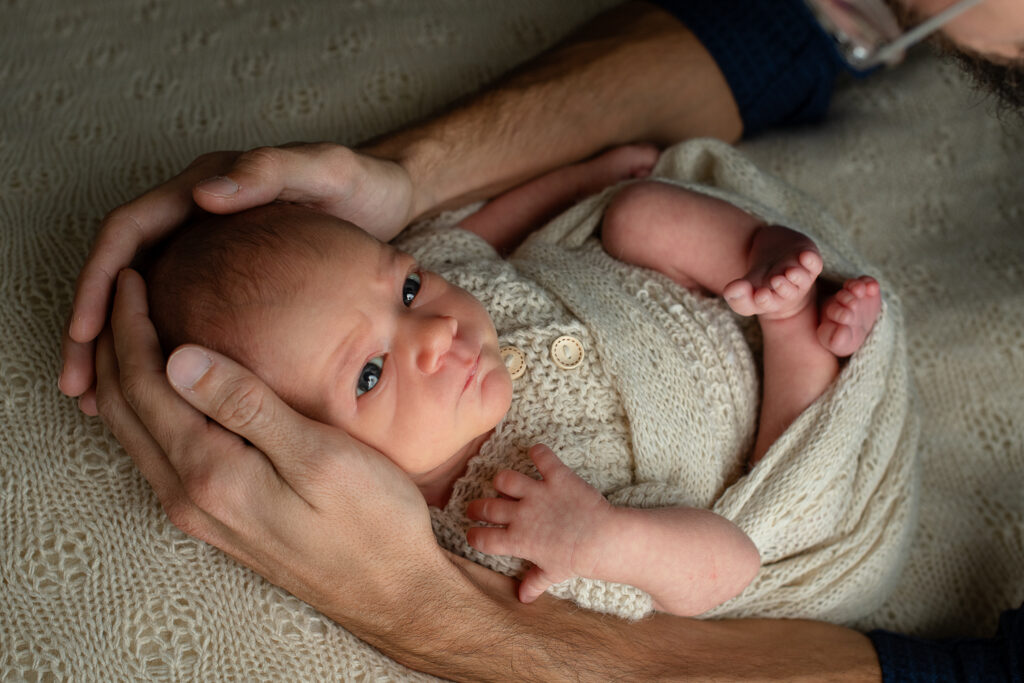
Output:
[401, 214, 758, 619]
[406, 140, 919, 623]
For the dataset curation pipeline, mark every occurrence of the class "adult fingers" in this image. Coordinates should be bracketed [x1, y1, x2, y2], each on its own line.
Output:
[164, 343, 342, 492]
[193, 143, 362, 214]
[110, 269, 413, 523]
[59, 312, 97, 401]
[194, 143, 415, 242]
[109, 269, 216, 460]
[163, 339, 442, 600]
[109, 270, 285, 503]
[68, 152, 236, 345]
[94, 324, 229, 552]
[109, 269, 313, 552]
[61, 151, 240, 399]
[77, 388, 97, 416]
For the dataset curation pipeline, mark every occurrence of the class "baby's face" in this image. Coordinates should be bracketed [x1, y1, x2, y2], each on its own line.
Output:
[245, 216, 513, 478]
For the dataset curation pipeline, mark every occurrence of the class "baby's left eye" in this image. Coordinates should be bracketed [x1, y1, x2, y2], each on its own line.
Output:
[402, 272, 421, 306]
[356, 356, 384, 397]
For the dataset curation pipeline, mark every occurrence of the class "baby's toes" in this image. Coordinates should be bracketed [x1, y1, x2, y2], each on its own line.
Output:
[847, 275, 880, 298]
[783, 265, 810, 288]
[769, 274, 797, 299]
[817, 320, 852, 354]
[798, 249, 823, 277]
[724, 279, 759, 316]
[753, 285, 780, 310]
[833, 287, 858, 309]
[823, 296, 854, 325]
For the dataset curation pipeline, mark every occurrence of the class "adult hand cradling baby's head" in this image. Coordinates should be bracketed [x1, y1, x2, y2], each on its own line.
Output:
[95, 269, 454, 638]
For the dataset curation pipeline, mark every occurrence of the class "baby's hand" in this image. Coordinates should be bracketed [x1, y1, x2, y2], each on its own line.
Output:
[466, 444, 614, 604]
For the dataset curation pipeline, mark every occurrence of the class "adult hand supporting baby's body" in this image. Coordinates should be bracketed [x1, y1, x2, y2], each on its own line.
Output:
[61, 143, 414, 413]
[93, 268, 471, 662]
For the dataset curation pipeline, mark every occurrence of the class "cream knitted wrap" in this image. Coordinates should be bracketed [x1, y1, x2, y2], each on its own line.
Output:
[406, 139, 919, 622]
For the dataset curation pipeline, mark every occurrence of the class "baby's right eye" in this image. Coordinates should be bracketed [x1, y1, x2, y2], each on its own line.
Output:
[402, 272, 421, 306]
[356, 357, 384, 397]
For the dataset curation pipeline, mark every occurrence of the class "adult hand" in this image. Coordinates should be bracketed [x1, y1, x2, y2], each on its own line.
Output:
[94, 268, 454, 645]
[62, 143, 415, 413]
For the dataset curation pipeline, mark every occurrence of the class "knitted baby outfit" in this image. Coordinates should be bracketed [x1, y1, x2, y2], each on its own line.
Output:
[396, 139, 919, 622]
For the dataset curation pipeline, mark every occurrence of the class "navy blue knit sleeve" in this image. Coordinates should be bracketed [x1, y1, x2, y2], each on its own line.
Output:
[868, 603, 1024, 682]
[649, 0, 846, 136]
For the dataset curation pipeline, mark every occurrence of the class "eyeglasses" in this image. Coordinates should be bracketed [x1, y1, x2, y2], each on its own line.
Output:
[804, 0, 986, 70]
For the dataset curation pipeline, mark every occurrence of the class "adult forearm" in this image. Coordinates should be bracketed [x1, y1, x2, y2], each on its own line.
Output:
[361, 1, 741, 222]
[361, 555, 880, 682]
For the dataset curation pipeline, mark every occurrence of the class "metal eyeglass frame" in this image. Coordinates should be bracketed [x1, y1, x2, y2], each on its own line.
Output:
[804, 0, 986, 70]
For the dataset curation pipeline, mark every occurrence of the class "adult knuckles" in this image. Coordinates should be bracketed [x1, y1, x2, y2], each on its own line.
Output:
[177, 455, 245, 523]
[235, 146, 287, 179]
[243, 142, 353, 176]
[94, 381, 122, 421]
[319, 142, 355, 166]
[95, 376, 131, 430]
[118, 365, 155, 412]
[163, 494, 208, 539]
[210, 374, 273, 434]
[99, 206, 145, 244]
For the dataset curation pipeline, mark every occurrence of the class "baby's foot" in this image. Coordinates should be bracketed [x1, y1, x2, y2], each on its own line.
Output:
[817, 276, 882, 357]
[723, 225, 823, 320]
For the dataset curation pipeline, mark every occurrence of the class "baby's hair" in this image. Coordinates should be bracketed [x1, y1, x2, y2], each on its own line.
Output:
[146, 203, 336, 361]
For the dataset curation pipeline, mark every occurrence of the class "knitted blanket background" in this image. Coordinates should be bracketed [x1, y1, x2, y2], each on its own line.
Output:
[2, 1, 1022, 680]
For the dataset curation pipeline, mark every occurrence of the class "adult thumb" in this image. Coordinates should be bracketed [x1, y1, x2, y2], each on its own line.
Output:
[166, 345, 313, 463]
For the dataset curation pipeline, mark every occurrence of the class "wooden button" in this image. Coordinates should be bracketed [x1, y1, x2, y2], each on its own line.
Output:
[500, 346, 526, 380]
[550, 335, 584, 370]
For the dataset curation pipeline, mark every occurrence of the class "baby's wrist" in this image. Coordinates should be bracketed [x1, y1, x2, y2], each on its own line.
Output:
[571, 499, 622, 579]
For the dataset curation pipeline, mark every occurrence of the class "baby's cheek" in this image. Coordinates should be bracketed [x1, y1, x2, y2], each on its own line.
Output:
[481, 364, 514, 426]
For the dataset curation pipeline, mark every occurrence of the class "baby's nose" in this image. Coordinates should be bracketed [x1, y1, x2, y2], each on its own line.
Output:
[415, 315, 457, 374]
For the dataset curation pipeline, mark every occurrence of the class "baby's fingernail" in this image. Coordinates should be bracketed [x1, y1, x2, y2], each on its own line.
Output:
[196, 176, 239, 197]
[167, 347, 211, 389]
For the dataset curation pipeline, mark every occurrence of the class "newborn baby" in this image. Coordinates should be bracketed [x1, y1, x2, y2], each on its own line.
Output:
[147, 154, 881, 618]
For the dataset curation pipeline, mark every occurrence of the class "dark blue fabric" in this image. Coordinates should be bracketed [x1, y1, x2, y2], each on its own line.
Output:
[868, 603, 1024, 682]
[649, 0, 846, 136]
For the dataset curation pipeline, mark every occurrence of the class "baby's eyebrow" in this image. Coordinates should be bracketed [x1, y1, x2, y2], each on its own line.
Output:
[383, 243, 416, 278]
[330, 243, 407, 403]
[329, 324, 362, 401]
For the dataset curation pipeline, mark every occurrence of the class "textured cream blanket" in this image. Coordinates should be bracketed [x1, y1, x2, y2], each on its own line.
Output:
[2, 1, 1022, 680]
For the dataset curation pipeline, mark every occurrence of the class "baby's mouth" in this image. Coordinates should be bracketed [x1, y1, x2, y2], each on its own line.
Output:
[462, 354, 480, 395]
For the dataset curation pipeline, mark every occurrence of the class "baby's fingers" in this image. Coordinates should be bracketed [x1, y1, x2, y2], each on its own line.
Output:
[528, 443, 571, 478]
[518, 565, 558, 604]
[466, 497, 518, 525]
[492, 468, 538, 499]
[466, 525, 519, 559]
